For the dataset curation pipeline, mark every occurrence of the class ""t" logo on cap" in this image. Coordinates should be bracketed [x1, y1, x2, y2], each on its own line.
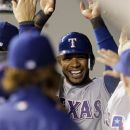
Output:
[68, 38, 77, 48]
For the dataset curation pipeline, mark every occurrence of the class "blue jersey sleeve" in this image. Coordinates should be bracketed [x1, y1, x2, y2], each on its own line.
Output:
[91, 16, 119, 94]
[60, 114, 82, 130]
[19, 21, 41, 34]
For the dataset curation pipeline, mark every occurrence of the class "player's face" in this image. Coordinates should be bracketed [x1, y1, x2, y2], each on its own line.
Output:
[58, 53, 89, 85]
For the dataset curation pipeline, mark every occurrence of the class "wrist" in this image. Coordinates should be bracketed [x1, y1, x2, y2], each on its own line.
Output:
[34, 10, 52, 29]
[19, 21, 34, 29]
[19, 21, 34, 25]
[19, 21, 37, 34]
[90, 16, 105, 29]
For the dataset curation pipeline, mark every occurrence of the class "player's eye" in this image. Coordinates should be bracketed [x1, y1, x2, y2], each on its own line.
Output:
[62, 55, 73, 61]
[75, 54, 88, 59]
[62, 54, 88, 61]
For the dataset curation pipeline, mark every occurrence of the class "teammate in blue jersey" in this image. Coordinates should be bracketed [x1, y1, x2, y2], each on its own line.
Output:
[0, 32, 82, 130]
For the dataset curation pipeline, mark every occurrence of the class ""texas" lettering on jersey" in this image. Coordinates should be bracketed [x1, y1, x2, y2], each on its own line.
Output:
[60, 98, 102, 119]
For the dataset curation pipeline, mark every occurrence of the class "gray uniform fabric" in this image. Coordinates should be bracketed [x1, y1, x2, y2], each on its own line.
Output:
[59, 77, 110, 130]
[103, 81, 130, 130]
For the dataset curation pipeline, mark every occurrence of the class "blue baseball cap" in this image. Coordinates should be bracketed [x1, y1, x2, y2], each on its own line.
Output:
[8, 32, 56, 70]
[59, 32, 94, 56]
[0, 21, 18, 51]
[113, 49, 130, 77]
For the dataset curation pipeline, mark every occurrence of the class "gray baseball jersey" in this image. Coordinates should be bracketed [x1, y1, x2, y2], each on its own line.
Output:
[123, 113, 130, 130]
[59, 77, 110, 130]
[103, 81, 130, 130]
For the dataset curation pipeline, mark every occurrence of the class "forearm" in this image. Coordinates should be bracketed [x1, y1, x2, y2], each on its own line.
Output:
[91, 16, 118, 52]
[34, 10, 52, 32]
[91, 16, 119, 94]
[91, 16, 118, 71]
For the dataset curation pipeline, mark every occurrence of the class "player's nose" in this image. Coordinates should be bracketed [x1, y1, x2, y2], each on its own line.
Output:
[70, 58, 80, 68]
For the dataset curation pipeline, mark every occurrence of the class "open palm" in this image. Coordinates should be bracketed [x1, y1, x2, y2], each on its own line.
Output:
[80, 0, 100, 20]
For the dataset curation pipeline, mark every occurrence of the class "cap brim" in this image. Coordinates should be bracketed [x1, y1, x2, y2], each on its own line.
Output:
[59, 50, 88, 56]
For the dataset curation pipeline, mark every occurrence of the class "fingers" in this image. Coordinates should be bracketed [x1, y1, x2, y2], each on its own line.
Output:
[47, 0, 55, 13]
[103, 70, 120, 78]
[96, 57, 111, 67]
[88, 0, 95, 10]
[80, 0, 86, 12]
[80, 0, 91, 18]
[44, 5, 53, 14]
[118, 27, 130, 55]
[98, 49, 118, 58]
[119, 27, 128, 46]
[49, 0, 56, 9]
[17, 0, 25, 6]
[40, 0, 56, 14]
[88, 0, 98, 5]
[97, 49, 119, 67]
[33, 0, 38, 7]
[97, 49, 112, 59]
[48, 8, 54, 13]
[29, 0, 37, 6]
[11, 0, 17, 10]
[88, 0, 93, 5]
[12, 0, 36, 23]
[96, 56, 115, 67]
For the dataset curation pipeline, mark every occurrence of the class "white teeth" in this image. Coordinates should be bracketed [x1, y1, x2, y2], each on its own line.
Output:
[71, 70, 81, 74]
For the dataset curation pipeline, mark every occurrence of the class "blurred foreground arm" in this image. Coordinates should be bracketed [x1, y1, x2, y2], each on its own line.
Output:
[12, 0, 38, 33]
[34, 0, 56, 31]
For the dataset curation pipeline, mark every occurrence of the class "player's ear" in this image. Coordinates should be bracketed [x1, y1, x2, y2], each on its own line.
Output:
[88, 58, 91, 70]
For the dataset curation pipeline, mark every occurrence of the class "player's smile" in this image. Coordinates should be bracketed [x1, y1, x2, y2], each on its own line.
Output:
[69, 69, 83, 79]
[58, 53, 89, 85]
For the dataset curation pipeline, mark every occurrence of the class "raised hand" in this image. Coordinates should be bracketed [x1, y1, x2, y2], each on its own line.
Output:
[80, 0, 100, 20]
[12, 0, 37, 23]
[40, 0, 56, 15]
[118, 27, 130, 55]
[96, 49, 120, 78]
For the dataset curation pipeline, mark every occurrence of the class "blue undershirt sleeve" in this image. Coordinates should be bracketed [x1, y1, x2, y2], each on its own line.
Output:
[19, 21, 41, 34]
[91, 16, 119, 94]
